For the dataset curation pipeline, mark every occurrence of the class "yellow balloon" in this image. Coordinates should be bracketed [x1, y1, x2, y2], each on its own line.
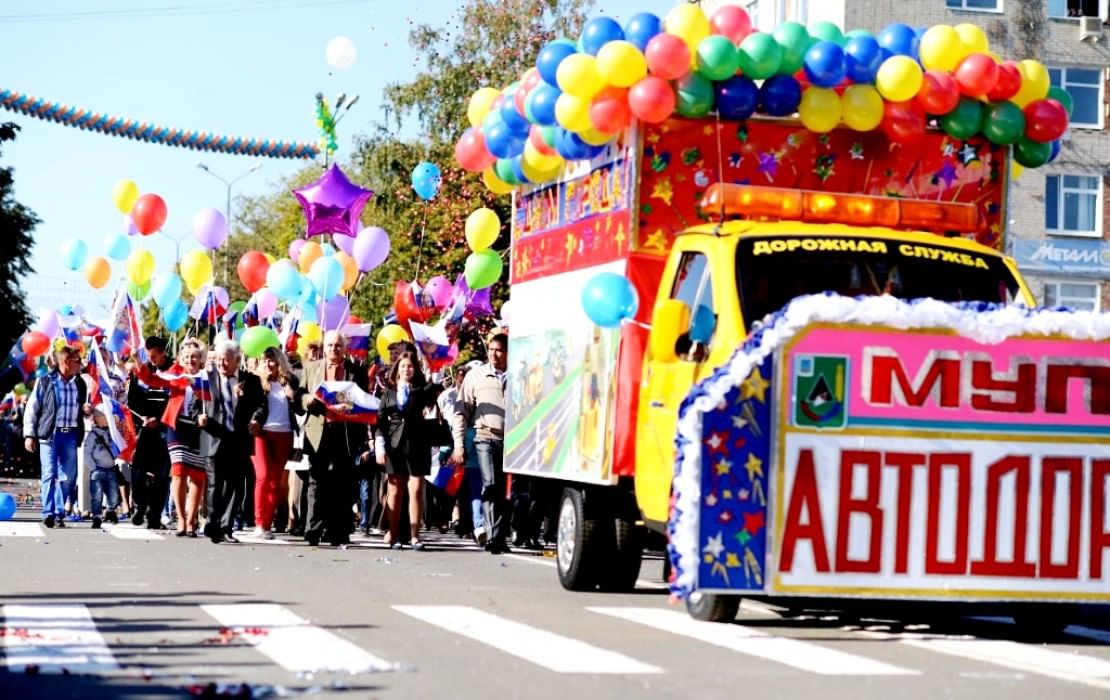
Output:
[467, 87, 501, 128]
[301, 321, 323, 344]
[264, 253, 276, 265]
[555, 93, 593, 132]
[125, 249, 155, 286]
[919, 25, 967, 73]
[465, 208, 501, 252]
[335, 251, 359, 291]
[180, 250, 213, 295]
[112, 179, 140, 215]
[84, 256, 112, 289]
[596, 40, 648, 88]
[954, 23, 989, 55]
[376, 324, 410, 360]
[482, 167, 515, 195]
[664, 3, 710, 53]
[841, 85, 884, 131]
[875, 55, 924, 102]
[298, 240, 323, 273]
[798, 88, 842, 133]
[579, 126, 615, 146]
[1011, 161, 1025, 180]
[1012, 59, 1050, 108]
[556, 54, 605, 98]
[523, 140, 564, 171]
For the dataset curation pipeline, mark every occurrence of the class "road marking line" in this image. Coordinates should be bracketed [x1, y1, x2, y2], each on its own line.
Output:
[393, 605, 662, 674]
[0, 522, 44, 537]
[201, 603, 397, 674]
[588, 607, 916, 676]
[104, 527, 164, 540]
[2, 604, 119, 673]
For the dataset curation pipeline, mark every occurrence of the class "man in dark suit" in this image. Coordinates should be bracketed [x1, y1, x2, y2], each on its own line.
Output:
[198, 339, 265, 544]
[128, 337, 176, 529]
[301, 330, 369, 546]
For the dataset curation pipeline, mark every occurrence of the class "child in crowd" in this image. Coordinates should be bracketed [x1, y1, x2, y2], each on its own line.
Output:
[84, 406, 121, 529]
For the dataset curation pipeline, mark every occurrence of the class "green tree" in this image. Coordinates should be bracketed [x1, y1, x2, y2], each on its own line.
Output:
[0, 123, 38, 352]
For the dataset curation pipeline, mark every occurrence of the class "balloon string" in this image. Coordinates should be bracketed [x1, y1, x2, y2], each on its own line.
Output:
[414, 199, 430, 283]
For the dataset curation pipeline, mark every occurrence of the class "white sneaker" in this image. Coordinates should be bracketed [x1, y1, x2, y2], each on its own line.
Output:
[475, 527, 488, 546]
[262, 529, 275, 540]
[252, 526, 265, 538]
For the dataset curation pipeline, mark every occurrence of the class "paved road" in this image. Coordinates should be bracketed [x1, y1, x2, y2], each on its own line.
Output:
[2, 510, 1110, 699]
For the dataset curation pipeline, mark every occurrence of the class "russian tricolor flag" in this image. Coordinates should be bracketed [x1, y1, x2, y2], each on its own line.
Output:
[426, 463, 465, 496]
[315, 381, 379, 425]
[342, 323, 373, 359]
[410, 321, 457, 372]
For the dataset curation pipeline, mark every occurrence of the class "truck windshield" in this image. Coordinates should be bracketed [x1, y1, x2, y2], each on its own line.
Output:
[736, 235, 1023, 330]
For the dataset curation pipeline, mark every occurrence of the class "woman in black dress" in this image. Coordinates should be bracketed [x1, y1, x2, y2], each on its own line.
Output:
[374, 352, 441, 550]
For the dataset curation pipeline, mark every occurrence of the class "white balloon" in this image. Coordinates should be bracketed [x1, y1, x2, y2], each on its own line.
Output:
[326, 36, 357, 71]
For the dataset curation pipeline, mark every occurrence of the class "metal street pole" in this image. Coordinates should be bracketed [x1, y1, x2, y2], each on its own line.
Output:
[196, 162, 262, 286]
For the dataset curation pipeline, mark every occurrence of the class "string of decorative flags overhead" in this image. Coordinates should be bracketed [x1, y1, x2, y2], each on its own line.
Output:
[0, 87, 321, 160]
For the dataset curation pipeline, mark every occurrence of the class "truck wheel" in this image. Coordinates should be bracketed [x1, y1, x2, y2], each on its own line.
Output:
[598, 518, 644, 592]
[685, 591, 740, 623]
[1012, 604, 1075, 639]
[557, 488, 602, 591]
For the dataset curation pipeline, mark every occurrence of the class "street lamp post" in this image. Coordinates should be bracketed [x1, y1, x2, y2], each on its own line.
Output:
[196, 162, 263, 285]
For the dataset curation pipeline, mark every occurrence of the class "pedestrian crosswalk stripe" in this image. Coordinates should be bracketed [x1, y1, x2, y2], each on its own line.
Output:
[0, 522, 44, 537]
[104, 526, 164, 540]
[2, 604, 119, 673]
[587, 607, 917, 676]
[394, 605, 662, 674]
[201, 603, 399, 675]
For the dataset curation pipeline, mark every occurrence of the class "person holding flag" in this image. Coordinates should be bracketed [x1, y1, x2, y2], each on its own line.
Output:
[127, 337, 176, 530]
[250, 347, 300, 540]
[162, 339, 209, 537]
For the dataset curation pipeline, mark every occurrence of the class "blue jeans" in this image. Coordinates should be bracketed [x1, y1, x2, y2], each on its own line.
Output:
[89, 468, 120, 517]
[474, 438, 506, 545]
[463, 429, 482, 532]
[39, 430, 78, 518]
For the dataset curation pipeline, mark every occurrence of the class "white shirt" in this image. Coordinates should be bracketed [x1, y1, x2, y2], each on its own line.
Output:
[262, 381, 291, 432]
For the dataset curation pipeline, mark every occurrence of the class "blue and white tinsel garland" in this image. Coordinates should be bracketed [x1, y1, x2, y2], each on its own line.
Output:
[667, 293, 1110, 598]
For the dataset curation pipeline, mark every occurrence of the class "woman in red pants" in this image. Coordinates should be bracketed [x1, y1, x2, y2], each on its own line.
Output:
[251, 347, 299, 539]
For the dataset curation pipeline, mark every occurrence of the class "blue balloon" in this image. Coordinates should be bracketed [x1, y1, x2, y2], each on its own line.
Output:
[758, 75, 802, 117]
[162, 299, 189, 332]
[844, 35, 882, 84]
[319, 243, 335, 257]
[580, 17, 624, 55]
[103, 231, 131, 261]
[481, 108, 504, 138]
[716, 76, 759, 120]
[0, 493, 16, 521]
[150, 273, 182, 308]
[411, 161, 441, 200]
[485, 121, 525, 159]
[581, 272, 639, 328]
[500, 98, 531, 135]
[268, 262, 302, 301]
[537, 40, 578, 86]
[554, 129, 582, 160]
[510, 157, 532, 185]
[567, 133, 605, 160]
[528, 83, 561, 126]
[877, 23, 919, 60]
[60, 238, 88, 272]
[1049, 139, 1062, 163]
[308, 256, 344, 300]
[804, 41, 846, 88]
[689, 304, 717, 345]
[623, 12, 661, 52]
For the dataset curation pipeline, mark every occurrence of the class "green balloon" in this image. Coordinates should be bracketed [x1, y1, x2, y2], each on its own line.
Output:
[227, 301, 247, 329]
[464, 250, 504, 290]
[1014, 136, 1052, 168]
[539, 125, 558, 147]
[495, 158, 520, 186]
[808, 21, 844, 46]
[737, 32, 783, 80]
[675, 72, 715, 117]
[940, 98, 983, 140]
[844, 29, 870, 41]
[1047, 86, 1073, 117]
[241, 326, 280, 358]
[128, 280, 151, 302]
[982, 101, 1025, 145]
[696, 35, 740, 81]
[772, 22, 811, 75]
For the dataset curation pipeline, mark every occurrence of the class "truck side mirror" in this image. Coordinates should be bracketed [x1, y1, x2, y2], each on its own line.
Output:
[649, 299, 690, 363]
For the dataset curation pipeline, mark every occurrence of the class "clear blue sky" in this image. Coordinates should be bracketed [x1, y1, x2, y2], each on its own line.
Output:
[2, 0, 677, 321]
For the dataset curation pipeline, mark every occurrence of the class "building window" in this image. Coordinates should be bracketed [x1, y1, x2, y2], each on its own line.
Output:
[1047, 0, 1102, 17]
[1043, 280, 1100, 310]
[1045, 174, 1102, 236]
[1049, 67, 1104, 128]
[945, 0, 1002, 11]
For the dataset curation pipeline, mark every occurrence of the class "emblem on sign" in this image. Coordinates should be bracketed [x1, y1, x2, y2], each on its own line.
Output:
[793, 355, 847, 429]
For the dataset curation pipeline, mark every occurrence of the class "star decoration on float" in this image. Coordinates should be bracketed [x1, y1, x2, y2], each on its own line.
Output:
[959, 143, 980, 166]
[935, 161, 958, 188]
[739, 366, 769, 403]
[650, 178, 673, 206]
[293, 164, 373, 238]
[703, 532, 725, 559]
[744, 453, 763, 482]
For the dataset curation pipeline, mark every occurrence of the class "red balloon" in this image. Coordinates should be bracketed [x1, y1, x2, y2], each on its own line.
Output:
[881, 101, 926, 144]
[130, 193, 167, 236]
[709, 5, 752, 44]
[22, 331, 50, 357]
[589, 87, 631, 134]
[514, 68, 542, 116]
[916, 70, 960, 115]
[645, 33, 691, 81]
[953, 53, 999, 98]
[454, 128, 497, 173]
[1024, 98, 1070, 143]
[986, 61, 1022, 102]
[628, 76, 676, 124]
[393, 280, 433, 331]
[237, 251, 270, 293]
[528, 126, 556, 156]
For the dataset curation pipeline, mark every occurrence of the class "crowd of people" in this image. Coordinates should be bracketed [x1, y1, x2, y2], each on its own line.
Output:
[17, 329, 538, 553]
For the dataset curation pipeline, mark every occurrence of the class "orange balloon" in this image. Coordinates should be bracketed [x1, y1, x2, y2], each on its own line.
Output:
[298, 240, 323, 273]
[85, 256, 112, 289]
[335, 251, 359, 291]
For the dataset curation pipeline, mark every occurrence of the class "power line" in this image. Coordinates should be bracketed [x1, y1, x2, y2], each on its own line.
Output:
[0, 0, 375, 23]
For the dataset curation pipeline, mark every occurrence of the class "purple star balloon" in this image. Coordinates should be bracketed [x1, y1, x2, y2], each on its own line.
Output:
[293, 164, 374, 238]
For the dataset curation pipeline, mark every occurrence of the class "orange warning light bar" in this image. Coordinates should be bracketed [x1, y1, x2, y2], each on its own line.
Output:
[700, 184, 980, 234]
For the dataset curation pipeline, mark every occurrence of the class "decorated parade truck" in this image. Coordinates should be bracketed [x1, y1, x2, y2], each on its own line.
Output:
[502, 115, 1110, 629]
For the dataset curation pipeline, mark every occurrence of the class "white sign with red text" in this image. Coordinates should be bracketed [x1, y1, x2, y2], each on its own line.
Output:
[774, 433, 1110, 599]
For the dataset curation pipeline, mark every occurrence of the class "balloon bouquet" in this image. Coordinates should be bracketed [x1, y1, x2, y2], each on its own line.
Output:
[455, 5, 1070, 195]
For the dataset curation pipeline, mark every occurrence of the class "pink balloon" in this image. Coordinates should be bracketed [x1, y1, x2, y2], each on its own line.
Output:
[318, 295, 350, 331]
[193, 208, 228, 250]
[122, 215, 140, 236]
[254, 288, 278, 320]
[333, 230, 356, 256]
[352, 226, 390, 272]
[424, 276, 454, 310]
[289, 238, 307, 262]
